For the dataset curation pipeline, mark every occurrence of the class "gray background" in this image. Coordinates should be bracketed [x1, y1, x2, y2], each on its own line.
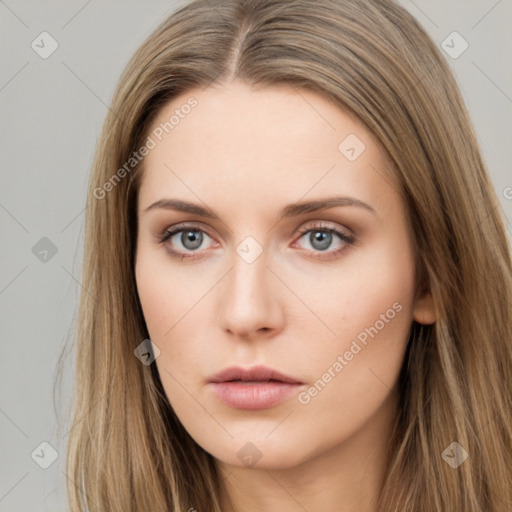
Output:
[0, 1, 511, 510]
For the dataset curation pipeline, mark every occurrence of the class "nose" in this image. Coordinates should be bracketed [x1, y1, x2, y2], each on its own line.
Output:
[219, 244, 285, 340]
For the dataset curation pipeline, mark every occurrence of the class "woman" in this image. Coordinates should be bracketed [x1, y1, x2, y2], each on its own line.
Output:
[65, 0, 512, 510]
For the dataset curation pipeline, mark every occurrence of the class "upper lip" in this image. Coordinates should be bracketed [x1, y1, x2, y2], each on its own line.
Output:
[208, 365, 303, 384]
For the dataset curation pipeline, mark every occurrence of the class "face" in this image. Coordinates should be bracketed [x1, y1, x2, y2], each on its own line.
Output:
[135, 80, 435, 471]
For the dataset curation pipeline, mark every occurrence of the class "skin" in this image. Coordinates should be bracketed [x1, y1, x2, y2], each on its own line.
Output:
[135, 80, 436, 512]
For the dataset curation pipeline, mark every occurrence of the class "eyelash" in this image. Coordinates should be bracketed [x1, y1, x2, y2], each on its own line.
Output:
[158, 222, 355, 261]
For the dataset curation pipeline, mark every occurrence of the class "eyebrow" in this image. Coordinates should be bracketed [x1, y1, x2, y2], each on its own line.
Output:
[141, 196, 376, 220]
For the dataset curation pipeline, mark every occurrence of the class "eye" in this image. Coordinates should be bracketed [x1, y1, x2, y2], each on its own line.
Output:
[159, 223, 215, 260]
[158, 222, 355, 261]
[293, 223, 355, 259]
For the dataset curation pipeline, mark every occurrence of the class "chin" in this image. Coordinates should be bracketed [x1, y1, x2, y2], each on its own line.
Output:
[202, 435, 313, 471]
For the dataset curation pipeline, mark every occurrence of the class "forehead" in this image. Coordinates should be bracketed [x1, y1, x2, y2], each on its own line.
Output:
[138, 81, 399, 218]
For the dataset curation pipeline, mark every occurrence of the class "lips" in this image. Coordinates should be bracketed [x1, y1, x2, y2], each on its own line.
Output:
[208, 365, 303, 384]
[208, 365, 304, 410]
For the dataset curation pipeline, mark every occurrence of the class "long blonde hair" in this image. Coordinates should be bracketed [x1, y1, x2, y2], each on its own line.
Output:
[64, 0, 512, 510]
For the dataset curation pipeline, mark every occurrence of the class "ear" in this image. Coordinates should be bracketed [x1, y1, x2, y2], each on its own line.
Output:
[412, 290, 437, 325]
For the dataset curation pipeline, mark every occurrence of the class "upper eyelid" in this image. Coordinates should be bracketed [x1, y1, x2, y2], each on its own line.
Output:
[165, 223, 214, 238]
[162, 220, 350, 238]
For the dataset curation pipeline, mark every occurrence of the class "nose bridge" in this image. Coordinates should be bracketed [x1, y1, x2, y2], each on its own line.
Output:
[220, 234, 282, 336]
[229, 237, 269, 306]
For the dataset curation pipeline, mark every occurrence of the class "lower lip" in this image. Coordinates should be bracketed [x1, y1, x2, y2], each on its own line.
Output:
[210, 381, 302, 410]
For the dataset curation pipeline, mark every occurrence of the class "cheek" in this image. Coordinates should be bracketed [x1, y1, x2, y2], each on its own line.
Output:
[135, 245, 204, 340]
[288, 230, 416, 347]
[134, 247, 216, 383]
[135, 254, 214, 445]
[135, 257, 168, 338]
[294, 238, 416, 417]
